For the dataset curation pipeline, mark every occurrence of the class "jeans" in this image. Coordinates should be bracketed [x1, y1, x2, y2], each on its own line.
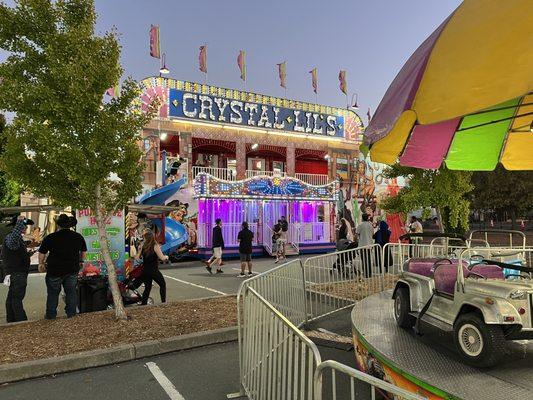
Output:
[45, 273, 78, 319]
[5, 272, 28, 323]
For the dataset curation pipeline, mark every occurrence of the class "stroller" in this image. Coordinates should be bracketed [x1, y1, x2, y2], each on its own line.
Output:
[118, 258, 153, 306]
[332, 239, 362, 277]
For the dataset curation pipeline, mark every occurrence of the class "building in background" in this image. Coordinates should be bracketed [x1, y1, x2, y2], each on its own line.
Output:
[139, 77, 365, 257]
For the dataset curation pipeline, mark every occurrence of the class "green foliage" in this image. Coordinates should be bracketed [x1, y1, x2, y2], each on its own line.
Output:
[471, 165, 533, 219]
[0, 0, 153, 214]
[0, 114, 22, 208]
[381, 165, 473, 232]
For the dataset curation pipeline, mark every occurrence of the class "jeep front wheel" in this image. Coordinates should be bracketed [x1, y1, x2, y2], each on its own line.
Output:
[453, 313, 505, 367]
[393, 287, 415, 328]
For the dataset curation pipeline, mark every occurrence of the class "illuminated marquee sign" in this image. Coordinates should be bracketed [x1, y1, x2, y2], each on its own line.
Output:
[169, 89, 345, 138]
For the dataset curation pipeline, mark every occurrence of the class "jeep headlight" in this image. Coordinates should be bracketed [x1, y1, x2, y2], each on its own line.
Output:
[509, 290, 526, 300]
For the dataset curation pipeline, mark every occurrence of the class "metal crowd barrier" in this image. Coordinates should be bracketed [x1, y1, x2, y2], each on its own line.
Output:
[240, 287, 321, 400]
[303, 244, 386, 322]
[239, 259, 307, 327]
[313, 360, 426, 400]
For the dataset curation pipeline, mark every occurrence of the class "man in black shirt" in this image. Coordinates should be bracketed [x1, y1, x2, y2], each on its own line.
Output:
[38, 214, 87, 319]
[3, 215, 34, 323]
[204, 218, 224, 274]
[237, 221, 254, 277]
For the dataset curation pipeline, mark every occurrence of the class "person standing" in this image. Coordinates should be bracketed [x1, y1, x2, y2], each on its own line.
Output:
[3, 215, 34, 323]
[38, 214, 87, 319]
[205, 218, 224, 274]
[135, 229, 168, 305]
[356, 214, 375, 278]
[237, 221, 254, 277]
[274, 219, 287, 264]
[374, 220, 392, 273]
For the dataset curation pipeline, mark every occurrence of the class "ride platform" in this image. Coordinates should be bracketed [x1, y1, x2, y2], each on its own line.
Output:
[351, 291, 533, 400]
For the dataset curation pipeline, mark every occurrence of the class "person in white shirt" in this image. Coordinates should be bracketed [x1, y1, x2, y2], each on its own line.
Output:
[356, 214, 375, 278]
[408, 216, 423, 234]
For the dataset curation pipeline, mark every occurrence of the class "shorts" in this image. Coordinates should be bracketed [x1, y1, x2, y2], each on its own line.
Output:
[276, 238, 287, 246]
[239, 253, 252, 262]
[213, 247, 223, 258]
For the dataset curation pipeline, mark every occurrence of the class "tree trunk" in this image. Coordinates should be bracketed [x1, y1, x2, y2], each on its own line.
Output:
[436, 207, 445, 233]
[510, 209, 517, 230]
[95, 184, 127, 320]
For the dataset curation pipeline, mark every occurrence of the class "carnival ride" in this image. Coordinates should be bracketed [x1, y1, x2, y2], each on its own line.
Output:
[138, 179, 188, 255]
[351, 231, 533, 399]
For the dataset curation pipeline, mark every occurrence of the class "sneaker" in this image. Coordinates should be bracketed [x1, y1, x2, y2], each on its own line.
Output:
[216, 269, 224, 274]
[205, 265, 212, 274]
[274, 259, 279, 264]
[238, 273, 247, 278]
[247, 272, 254, 276]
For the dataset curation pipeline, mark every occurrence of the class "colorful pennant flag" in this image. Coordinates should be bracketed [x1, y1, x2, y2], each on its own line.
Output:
[105, 83, 120, 98]
[237, 50, 246, 81]
[367, 107, 372, 122]
[309, 68, 318, 94]
[338, 70, 347, 95]
[149, 25, 161, 59]
[277, 62, 287, 89]
[199, 45, 208, 73]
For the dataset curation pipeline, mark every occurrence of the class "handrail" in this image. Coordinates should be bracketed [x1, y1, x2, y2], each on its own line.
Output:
[314, 360, 426, 400]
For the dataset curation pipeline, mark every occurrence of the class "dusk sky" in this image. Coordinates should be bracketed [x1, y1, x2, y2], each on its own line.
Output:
[94, 0, 462, 122]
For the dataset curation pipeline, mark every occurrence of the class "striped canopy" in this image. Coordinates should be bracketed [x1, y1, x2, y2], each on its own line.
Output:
[365, 0, 533, 171]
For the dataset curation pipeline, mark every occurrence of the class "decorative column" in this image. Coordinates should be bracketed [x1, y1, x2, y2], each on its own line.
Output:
[286, 144, 295, 177]
[179, 132, 193, 185]
[236, 138, 246, 180]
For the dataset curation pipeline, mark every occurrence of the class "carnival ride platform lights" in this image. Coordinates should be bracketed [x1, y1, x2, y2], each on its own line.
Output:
[251, 143, 259, 150]
[159, 132, 168, 141]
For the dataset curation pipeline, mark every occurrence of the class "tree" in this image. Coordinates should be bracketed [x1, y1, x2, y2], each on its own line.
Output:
[0, 0, 155, 319]
[381, 165, 473, 233]
[0, 114, 22, 208]
[471, 165, 533, 229]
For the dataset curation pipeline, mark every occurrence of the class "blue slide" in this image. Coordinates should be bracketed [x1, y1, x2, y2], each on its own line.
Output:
[139, 179, 189, 255]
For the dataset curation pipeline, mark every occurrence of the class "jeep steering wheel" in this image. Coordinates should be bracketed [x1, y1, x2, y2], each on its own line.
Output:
[467, 271, 486, 279]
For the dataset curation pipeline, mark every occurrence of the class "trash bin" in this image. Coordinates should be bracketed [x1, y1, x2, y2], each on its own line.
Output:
[78, 276, 108, 313]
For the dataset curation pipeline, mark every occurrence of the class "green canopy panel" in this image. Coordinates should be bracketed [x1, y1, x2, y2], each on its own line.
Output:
[445, 97, 521, 170]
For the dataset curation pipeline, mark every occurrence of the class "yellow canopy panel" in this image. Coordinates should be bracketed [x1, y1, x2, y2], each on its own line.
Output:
[413, 0, 533, 125]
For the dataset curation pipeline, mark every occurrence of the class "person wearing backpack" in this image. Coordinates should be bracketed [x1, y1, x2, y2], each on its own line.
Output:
[3, 215, 34, 323]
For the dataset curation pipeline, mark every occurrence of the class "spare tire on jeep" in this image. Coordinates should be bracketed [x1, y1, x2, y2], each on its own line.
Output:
[453, 312, 505, 368]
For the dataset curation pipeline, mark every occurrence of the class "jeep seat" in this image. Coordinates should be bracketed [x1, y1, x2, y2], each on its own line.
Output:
[405, 258, 440, 277]
[433, 263, 469, 296]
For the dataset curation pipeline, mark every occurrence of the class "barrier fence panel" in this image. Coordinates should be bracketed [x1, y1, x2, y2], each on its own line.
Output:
[240, 259, 307, 327]
[303, 244, 385, 322]
[313, 360, 426, 400]
[240, 287, 321, 400]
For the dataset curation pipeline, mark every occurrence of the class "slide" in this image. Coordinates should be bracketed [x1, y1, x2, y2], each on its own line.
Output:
[139, 178, 189, 255]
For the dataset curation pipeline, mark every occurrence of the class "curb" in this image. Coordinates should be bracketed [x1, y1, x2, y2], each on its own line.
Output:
[0, 326, 238, 385]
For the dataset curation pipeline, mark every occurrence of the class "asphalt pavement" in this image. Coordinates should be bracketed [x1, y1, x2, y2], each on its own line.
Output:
[0, 339, 366, 400]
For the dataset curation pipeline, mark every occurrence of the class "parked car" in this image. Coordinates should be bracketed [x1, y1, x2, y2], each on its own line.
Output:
[392, 233, 533, 367]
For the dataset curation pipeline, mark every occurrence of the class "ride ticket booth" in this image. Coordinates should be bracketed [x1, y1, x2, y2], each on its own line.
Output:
[193, 173, 338, 257]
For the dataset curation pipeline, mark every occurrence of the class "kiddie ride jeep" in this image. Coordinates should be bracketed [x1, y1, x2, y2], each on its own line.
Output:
[392, 233, 533, 367]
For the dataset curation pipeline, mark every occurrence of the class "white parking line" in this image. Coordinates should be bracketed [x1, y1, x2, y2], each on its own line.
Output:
[146, 362, 186, 400]
[163, 275, 227, 296]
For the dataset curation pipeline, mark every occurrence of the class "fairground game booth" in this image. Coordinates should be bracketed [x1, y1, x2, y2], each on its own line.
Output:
[138, 76, 364, 258]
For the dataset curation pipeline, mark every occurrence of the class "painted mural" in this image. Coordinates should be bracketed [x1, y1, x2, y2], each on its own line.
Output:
[337, 153, 407, 241]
